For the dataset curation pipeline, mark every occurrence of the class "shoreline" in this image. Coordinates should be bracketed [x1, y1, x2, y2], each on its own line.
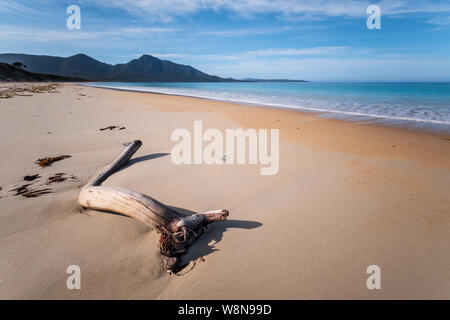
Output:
[0, 83, 448, 299]
[82, 83, 450, 134]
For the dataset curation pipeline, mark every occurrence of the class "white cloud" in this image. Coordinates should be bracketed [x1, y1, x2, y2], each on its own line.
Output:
[79, 0, 450, 21]
[151, 46, 349, 60]
[3, 0, 450, 22]
[0, 0, 37, 14]
[426, 15, 450, 26]
[151, 53, 242, 60]
[121, 27, 178, 33]
[4, 0, 450, 23]
[0, 26, 177, 42]
[245, 47, 348, 56]
[199, 57, 450, 81]
[150, 53, 189, 59]
[197, 27, 288, 37]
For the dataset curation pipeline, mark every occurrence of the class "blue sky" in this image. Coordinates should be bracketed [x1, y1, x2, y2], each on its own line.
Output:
[0, 0, 449, 81]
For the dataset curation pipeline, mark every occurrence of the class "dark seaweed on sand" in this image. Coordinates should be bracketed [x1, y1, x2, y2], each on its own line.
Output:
[10, 184, 52, 198]
[24, 174, 41, 181]
[100, 126, 126, 131]
[46, 173, 77, 184]
[35, 155, 71, 167]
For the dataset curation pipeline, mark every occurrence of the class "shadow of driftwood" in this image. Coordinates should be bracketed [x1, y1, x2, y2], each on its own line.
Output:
[119, 153, 169, 172]
[178, 214, 263, 266]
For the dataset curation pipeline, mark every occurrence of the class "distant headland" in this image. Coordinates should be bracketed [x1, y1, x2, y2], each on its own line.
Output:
[0, 53, 307, 83]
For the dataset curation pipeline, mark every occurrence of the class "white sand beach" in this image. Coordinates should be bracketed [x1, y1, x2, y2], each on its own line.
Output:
[0, 83, 448, 299]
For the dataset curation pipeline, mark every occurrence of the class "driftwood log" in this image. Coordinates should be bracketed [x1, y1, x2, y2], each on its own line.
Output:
[79, 140, 229, 273]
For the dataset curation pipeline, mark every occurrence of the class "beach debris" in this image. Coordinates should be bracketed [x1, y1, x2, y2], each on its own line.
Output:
[441, 137, 450, 141]
[0, 84, 60, 99]
[46, 173, 77, 184]
[10, 184, 31, 196]
[78, 140, 229, 274]
[35, 155, 71, 168]
[10, 184, 52, 198]
[100, 126, 126, 131]
[24, 174, 41, 181]
[0, 90, 15, 99]
[100, 126, 115, 131]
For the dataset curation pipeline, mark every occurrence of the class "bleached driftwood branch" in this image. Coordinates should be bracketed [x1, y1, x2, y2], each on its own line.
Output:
[78, 140, 229, 273]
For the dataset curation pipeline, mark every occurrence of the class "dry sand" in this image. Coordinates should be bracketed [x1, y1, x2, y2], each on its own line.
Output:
[0, 83, 448, 299]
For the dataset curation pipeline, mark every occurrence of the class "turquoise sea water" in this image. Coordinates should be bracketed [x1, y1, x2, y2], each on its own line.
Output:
[88, 82, 450, 131]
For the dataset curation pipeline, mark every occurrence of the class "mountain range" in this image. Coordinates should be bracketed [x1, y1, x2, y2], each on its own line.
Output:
[0, 53, 307, 82]
[0, 53, 229, 82]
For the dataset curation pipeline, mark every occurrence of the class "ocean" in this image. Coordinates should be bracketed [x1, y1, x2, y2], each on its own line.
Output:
[87, 82, 450, 132]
